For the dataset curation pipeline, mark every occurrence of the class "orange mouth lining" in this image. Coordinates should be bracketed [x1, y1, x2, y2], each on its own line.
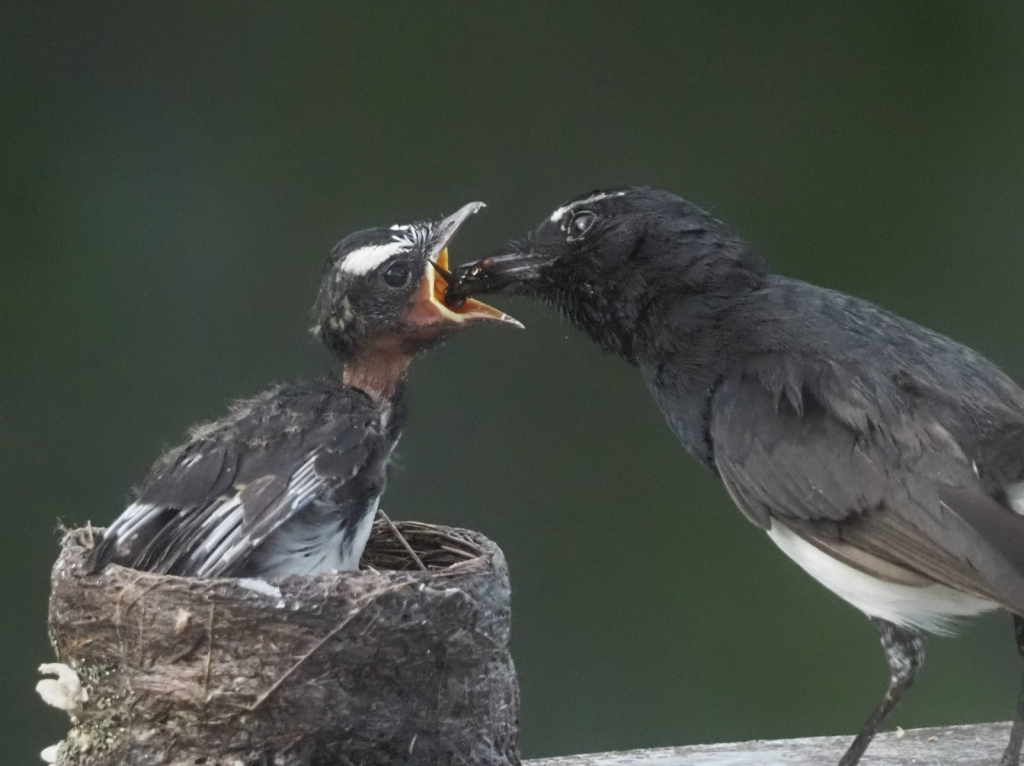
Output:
[431, 247, 461, 311]
[413, 246, 522, 329]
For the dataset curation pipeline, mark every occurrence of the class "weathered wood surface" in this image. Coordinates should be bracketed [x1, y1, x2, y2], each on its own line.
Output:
[525, 722, 1011, 766]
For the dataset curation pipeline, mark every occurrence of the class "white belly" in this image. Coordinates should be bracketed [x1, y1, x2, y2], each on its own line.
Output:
[252, 497, 379, 576]
[337, 497, 379, 571]
[766, 522, 997, 634]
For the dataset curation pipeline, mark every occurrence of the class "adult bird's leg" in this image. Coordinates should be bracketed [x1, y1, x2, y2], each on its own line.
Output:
[999, 615, 1024, 766]
[838, 618, 924, 766]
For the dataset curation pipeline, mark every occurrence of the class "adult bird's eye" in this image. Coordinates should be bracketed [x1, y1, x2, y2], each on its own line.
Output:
[568, 211, 596, 239]
[382, 261, 412, 288]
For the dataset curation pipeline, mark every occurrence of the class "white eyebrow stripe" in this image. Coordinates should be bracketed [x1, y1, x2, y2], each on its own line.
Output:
[549, 191, 627, 223]
[340, 242, 410, 275]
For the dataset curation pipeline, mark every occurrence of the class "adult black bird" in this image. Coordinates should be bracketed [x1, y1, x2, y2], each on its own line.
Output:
[87, 202, 519, 578]
[447, 187, 1024, 766]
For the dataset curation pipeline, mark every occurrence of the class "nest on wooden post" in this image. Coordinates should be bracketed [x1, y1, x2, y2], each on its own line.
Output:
[44, 520, 520, 766]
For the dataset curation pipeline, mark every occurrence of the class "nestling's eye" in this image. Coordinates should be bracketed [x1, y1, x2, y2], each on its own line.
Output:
[382, 261, 412, 288]
[568, 211, 596, 239]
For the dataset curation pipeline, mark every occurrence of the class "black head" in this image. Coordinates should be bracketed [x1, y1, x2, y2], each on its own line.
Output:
[314, 202, 521, 361]
[447, 187, 766, 361]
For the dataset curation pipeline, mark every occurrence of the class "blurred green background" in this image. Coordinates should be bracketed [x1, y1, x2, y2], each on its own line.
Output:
[4, 2, 1024, 762]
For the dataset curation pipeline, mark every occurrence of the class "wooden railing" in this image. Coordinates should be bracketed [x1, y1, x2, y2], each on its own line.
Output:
[525, 722, 1010, 766]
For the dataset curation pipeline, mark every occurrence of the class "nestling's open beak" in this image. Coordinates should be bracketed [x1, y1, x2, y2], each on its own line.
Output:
[444, 250, 553, 306]
[404, 202, 524, 330]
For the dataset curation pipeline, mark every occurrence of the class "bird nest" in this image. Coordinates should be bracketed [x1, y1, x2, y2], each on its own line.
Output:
[43, 520, 519, 766]
[362, 517, 486, 571]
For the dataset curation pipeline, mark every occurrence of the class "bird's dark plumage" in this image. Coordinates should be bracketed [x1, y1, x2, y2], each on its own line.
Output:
[88, 202, 517, 578]
[88, 381, 399, 577]
[449, 186, 1024, 765]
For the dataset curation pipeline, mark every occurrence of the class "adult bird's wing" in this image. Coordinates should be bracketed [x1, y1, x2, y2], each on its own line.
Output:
[710, 371, 1024, 616]
[87, 391, 386, 577]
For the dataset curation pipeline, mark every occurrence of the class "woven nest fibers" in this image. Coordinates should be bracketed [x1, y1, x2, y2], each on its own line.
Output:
[361, 518, 486, 570]
[44, 522, 520, 766]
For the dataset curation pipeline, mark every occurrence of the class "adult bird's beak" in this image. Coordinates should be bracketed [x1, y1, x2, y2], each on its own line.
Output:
[404, 202, 524, 330]
[444, 250, 552, 307]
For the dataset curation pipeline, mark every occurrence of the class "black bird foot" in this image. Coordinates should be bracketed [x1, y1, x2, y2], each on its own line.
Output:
[999, 616, 1024, 766]
[838, 619, 924, 766]
[1000, 739, 1023, 766]
[1001, 697, 1024, 766]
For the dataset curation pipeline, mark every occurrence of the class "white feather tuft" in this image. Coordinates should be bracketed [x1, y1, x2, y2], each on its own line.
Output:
[36, 663, 87, 711]
[237, 578, 283, 599]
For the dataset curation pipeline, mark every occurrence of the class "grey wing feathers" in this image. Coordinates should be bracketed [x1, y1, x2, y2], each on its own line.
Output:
[712, 374, 888, 529]
[86, 384, 386, 577]
[711, 372, 1024, 615]
[85, 442, 239, 573]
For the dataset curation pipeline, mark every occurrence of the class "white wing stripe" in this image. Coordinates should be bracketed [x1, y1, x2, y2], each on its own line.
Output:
[202, 537, 252, 577]
[198, 495, 243, 529]
[112, 503, 161, 543]
[196, 521, 246, 577]
[196, 498, 244, 556]
[192, 453, 331, 576]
